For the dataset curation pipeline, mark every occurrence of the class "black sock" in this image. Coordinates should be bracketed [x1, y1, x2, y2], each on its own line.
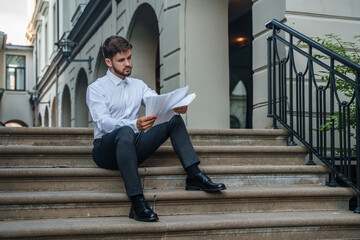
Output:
[186, 163, 201, 178]
[130, 194, 144, 205]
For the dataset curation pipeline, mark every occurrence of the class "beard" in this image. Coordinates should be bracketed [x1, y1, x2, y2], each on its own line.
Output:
[112, 64, 132, 78]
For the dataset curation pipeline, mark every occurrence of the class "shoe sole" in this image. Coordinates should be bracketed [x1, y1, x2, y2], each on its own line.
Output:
[129, 212, 159, 222]
[185, 185, 226, 192]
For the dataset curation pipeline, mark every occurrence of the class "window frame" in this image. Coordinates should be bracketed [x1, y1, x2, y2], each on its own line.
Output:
[5, 54, 26, 91]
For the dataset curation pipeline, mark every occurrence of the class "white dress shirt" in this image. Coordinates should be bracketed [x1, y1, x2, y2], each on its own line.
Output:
[86, 69, 157, 139]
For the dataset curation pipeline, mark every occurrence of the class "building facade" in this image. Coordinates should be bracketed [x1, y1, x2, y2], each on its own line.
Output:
[26, 0, 360, 129]
[0, 31, 34, 127]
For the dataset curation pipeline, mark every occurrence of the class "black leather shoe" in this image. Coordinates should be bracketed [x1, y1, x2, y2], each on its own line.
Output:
[129, 197, 159, 222]
[185, 172, 226, 192]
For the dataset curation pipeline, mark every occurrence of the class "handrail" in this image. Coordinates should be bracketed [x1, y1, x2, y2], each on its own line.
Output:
[266, 19, 360, 213]
[266, 19, 360, 73]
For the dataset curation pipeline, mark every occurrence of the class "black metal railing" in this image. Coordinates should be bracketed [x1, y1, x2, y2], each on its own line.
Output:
[266, 19, 360, 213]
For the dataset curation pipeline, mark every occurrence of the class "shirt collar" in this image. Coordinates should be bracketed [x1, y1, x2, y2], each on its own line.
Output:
[107, 69, 128, 86]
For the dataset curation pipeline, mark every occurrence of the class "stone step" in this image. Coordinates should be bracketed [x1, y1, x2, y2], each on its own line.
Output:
[0, 127, 93, 146]
[0, 127, 289, 146]
[0, 186, 355, 221]
[0, 165, 328, 192]
[0, 211, 359, 239]
[0, 145, 308, 167]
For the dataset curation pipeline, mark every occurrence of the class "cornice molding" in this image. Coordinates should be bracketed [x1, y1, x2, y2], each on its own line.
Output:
[67, 0, 112, 58]
[35, 19, 43, 33]
[40, 1, 49, 16]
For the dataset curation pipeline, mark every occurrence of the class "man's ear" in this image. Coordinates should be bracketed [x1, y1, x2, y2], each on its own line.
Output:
[105, 58, 112, 68]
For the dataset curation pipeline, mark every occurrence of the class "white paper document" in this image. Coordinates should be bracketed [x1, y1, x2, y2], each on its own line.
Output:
[144, 86, 196, 127]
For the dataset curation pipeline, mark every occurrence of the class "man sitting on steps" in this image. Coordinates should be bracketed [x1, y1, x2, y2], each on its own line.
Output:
[86, 36, 226, 222]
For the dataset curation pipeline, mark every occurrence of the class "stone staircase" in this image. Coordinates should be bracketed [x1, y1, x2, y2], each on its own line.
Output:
[0, 127, 359, 239]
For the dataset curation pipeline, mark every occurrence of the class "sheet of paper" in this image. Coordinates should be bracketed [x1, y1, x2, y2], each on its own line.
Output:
[144, 86, 196, 127]
[171, 93, 196, 109]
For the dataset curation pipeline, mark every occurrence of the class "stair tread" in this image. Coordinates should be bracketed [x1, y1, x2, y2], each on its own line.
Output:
[0, 127, 289, 136]
[1, 186, 355, 204]
[0, 165, 329, 177]
[0, 211, 359, 238]
[0, 145, 308, 153]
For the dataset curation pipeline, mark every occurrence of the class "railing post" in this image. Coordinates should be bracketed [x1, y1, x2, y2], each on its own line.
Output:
[288, 35, 296, 146]
[355, 71, 360, 213]
[329, 58, 338, 187]
[307, 46, 315, 165]
[267, 35, 273, 118]
[271, 27, 278, 129]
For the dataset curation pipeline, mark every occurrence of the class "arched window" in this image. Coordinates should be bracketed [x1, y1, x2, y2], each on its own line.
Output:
[44, 107, 49, 127]
[4, 120, 28, 127]
[61, 85, 71, 127]
[75, 68, 88, 127]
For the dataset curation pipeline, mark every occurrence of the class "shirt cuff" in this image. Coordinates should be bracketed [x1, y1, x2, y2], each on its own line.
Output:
[117, 118, 138, 133]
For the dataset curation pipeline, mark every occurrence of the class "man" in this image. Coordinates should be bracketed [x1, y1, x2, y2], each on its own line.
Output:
[86, 36, 226, 222]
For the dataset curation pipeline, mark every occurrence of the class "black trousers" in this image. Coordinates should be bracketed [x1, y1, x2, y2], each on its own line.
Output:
[91, 115, 200, 197]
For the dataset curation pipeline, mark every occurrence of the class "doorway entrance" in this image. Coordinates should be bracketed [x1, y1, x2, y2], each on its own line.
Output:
[228, 0, 253, 128]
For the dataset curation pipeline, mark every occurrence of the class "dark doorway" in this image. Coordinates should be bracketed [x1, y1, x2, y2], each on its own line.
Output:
[75, 68, 88, 127]
[61, 85, 71, 127]
[228, 0, 253, 128]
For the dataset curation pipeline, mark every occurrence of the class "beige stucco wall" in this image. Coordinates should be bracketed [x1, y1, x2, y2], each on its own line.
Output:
[183, 0, 230, 129]
[252, 0, 286, 129]
[286, 0, 360, 42]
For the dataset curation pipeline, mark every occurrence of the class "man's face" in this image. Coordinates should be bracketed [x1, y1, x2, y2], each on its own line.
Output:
[105, 49, 133, 79]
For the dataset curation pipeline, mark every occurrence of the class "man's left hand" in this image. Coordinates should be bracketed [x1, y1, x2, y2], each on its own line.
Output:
[173, 106, 188, 114]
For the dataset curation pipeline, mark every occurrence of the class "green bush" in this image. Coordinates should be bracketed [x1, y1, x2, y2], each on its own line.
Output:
[313, 34, 359, 154]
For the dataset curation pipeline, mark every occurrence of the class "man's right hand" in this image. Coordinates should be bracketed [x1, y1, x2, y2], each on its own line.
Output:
[136, 115, 157, 131]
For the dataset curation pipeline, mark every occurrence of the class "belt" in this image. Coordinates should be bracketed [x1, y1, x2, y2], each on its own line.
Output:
[93, 138, 102, 145]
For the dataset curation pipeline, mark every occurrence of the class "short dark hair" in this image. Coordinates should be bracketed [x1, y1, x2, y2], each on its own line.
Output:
[101, 36, 133, 59]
